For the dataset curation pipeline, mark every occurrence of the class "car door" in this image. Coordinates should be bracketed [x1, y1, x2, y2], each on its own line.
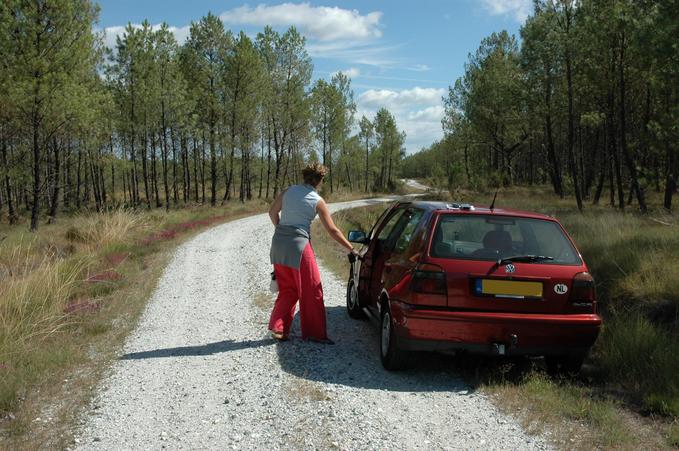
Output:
[358, 206, 408, 306]
[382, 208, 426, 300]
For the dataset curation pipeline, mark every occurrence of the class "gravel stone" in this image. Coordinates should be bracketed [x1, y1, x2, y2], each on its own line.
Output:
[73, 197, 550, 450]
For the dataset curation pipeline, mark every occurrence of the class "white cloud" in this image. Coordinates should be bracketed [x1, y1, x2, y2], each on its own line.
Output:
[220, 3, 383, 42]
[102, 24, 190, 50]
[400, 118, 444, 151]
[407, 64, 430, 72]
[358, 87, 445, 110]
[307, 41, 399, 67]
[481, 0, 531, 22]
[331, 67, 361, 79]
[357, 87, 446, 153]
[407, 105, 445, 121]
[105, 4, 389, 66]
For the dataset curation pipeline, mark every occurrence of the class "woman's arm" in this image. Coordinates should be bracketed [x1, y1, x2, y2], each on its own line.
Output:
[268, 191, 285, 226]
[316, 199, 355, 253]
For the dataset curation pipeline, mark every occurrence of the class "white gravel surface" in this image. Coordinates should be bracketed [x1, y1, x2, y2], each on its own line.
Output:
[402, 179, 429, 191]
[73, 196, 549, 451]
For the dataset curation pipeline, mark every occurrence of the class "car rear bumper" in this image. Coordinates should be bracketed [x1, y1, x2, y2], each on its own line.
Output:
[389, 300, 602, 356]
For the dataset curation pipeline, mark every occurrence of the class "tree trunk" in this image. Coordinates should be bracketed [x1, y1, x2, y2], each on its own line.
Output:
[618, 29, 647, 213]
[48, 137, 60, 223]
[142, 129, 151, 209]
[463, 143, 471, 185]
[151, 132, 161, 208]
[265, 125, 272, 199]
[171, 128, 178, 206]
[209, 121, 217, 206]
[345, 161, 353, 190]
[161, 126, 170, 211]
[181, 133, 189, 204]
[364, 135, 369, 193]
[593, 136, 606, 205]
[664, 141, 676, 210]
[564, 12, 582, 212]
[258, 130, 264, 199]
[89, 151, 101, 212]
[1, 133, 16, 224]
[122, 168, 128, 206]
[30, 111, 41, 231]
[192, 138, 199, 203]
[107, 135, 114, 206]
[201, 135, 207, 204]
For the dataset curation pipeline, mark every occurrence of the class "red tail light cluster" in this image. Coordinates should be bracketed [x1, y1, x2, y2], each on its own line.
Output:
[570, 272, 597, 312]
[411, 263, 447, 295]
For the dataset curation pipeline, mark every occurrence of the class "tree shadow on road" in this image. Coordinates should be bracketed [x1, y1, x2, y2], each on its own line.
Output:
[275, 306, 487, 393]
[120, 338, 275, 360]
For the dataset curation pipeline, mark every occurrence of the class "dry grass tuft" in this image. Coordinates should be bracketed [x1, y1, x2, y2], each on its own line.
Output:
[668, 422, 679, 448]
[484, 372, 661, 449]
[66, 210, 149, 248]
[0, 256, 85, 346]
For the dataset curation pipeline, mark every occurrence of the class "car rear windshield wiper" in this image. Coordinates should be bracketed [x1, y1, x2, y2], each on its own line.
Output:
[497, 255, 554, 265]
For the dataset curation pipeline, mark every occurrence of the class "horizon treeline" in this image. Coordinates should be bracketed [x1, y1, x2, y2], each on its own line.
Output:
[0, 1, 406, 231]
[403, 0, 677, 212]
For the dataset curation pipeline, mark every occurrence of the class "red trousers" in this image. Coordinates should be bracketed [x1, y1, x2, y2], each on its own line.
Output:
[268, 243, 327, 340]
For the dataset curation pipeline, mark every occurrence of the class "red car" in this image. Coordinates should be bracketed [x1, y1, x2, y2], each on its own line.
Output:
[346, 201, 601, 373]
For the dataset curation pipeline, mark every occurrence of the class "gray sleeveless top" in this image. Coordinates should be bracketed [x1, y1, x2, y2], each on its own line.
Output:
[270, 184, 322, 268]
[279, 184, 321, 234]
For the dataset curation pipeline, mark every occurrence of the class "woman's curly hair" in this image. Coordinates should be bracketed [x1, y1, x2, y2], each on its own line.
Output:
[302, 162, 328, 187]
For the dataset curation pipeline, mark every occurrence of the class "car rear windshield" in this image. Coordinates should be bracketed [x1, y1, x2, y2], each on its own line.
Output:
[430, 214, 582, 265]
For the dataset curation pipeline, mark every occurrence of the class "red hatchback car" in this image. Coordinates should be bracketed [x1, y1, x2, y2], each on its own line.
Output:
[346, 201, 602, 373]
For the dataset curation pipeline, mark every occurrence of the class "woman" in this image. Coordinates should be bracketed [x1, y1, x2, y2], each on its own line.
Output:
[268, 162, 356, 343]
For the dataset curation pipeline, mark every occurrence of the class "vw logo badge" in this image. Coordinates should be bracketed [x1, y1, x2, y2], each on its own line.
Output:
[505, 263, 516, 273]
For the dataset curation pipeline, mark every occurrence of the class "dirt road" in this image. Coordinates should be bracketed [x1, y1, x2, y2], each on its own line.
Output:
[402, 179, 430, 191]
[74, 196, 548, 450]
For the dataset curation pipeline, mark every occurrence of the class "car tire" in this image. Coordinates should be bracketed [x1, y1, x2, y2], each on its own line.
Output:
[346, 279, 367, 319]
[379, 305, 410, 370]
[545, 353, 585, 376]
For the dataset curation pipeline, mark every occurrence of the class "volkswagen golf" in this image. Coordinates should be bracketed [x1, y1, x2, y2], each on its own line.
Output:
[346, 201, 602, 373]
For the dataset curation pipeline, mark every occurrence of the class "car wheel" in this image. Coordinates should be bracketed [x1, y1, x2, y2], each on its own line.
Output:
[346, 279, 366, 319]
[545, 353, 585, 376]
[379, 306, 410, 370]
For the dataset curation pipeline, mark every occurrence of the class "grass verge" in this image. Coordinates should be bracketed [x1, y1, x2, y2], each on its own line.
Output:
[0, 200, 267, 449]
[311, 190, 679, 449]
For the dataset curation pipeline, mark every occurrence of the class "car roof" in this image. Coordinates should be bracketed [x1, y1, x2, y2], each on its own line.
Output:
[397, 200, 557, 222]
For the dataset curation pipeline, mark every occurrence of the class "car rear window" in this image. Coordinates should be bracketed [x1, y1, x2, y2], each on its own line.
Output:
[430, 214, 581, 265]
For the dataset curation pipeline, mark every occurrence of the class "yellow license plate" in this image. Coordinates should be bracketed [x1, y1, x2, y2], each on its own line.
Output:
[478, 279, 543, 298]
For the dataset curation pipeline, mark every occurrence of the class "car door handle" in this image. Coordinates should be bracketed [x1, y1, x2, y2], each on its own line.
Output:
[384, 263, 393, 273]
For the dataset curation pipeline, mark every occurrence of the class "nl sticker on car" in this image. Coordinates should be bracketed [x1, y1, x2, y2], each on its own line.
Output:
[475, 279, 543, 299]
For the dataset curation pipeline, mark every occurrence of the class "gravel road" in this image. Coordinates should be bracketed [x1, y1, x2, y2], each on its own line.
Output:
[402, 179, 429, 192]
[73, 196, 549, 450]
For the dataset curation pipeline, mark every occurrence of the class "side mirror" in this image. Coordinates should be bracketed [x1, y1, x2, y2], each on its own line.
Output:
[347, 230, 368, 244]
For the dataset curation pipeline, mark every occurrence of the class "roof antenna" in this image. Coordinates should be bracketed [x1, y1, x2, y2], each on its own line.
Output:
[489, 189, 499, 211]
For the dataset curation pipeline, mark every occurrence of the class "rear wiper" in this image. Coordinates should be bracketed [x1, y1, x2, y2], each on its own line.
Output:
[497, 255, 554, 265]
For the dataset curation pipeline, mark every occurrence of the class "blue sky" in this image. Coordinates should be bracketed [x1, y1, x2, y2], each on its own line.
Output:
[97, 1, 531, 153]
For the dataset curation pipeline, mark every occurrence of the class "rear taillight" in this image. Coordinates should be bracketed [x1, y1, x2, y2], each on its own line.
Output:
[570, 272, 596, 311]
[411, 263, 447, 295]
